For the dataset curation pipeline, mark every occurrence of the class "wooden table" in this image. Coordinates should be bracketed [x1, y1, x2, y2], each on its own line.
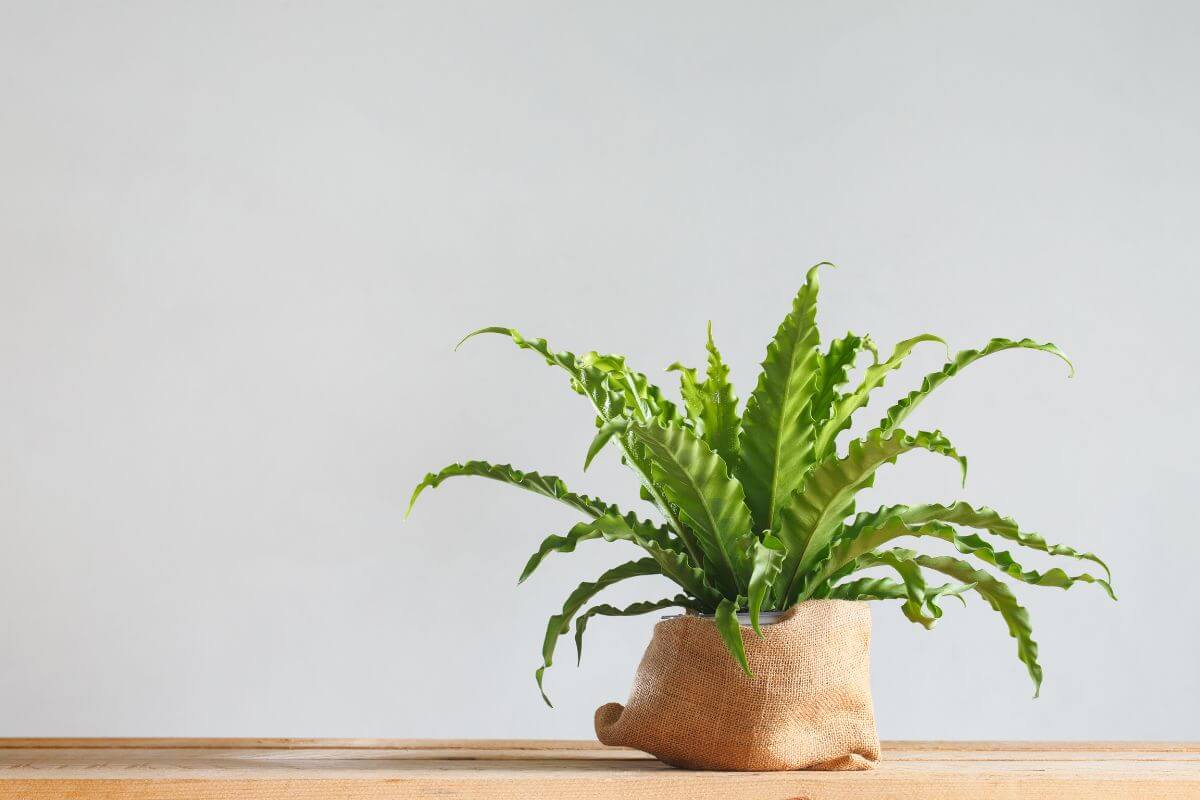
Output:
[0, 739, 1197, 799]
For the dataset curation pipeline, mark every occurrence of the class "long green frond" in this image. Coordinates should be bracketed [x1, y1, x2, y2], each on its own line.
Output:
[630, 421, 754, 595]
[670, 324, 742, 468]
[583, 419, 631, 470]
[407, 460, 616, 519]
[801, 511, 1113, 600]
[897, 502, 1111, 580]
[813, 333, 947, 460]
[879, 338, 1074, 435]
[667, 361, 704, 425]
[517, 512, 721, 607]
[518, 512, 677, 584]
[458, 326, 697, 561]
[535, 558, 661, 706]
[746, 539, 784, 636]
[809, 332, 866, 431]
[827, 575, 973, 616]
[714, 597, 751, 677]
[735, 263, 828, 533]
[774, 429, 967, 603]
[457, 325, 580, 373]
[583, 351, 685, 427]
[913, 554, 1045, 696]
[699, 322, 741, 466]
[851, 548, 933, 627]
[573, 596, 694, 665]
[827, 575, 910, 601]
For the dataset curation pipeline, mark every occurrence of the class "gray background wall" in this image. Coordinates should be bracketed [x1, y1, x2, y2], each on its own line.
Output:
[1, 1, 1196, 739]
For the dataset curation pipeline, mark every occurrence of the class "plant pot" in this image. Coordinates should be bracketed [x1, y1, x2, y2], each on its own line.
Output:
[595, 599, 880, 771]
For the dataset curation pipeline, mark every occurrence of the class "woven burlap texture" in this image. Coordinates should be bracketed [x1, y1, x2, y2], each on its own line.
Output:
[595, 599, 879, 771]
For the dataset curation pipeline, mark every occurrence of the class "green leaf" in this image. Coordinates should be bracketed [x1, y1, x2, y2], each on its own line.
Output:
[456, 328, 638, 449]
[636, 537, 724, 610]
[801, 510, 1114, 601]
[407, 460, 616, 519]
[826, 575, 973, 620]
[668, 323, 741, 468]
[735, 263, 829, 533]
[714, 597, 752, 677]
[699, 322, 741, 467]
[630, 421, 754, 595]
[939, 529, 1113, 598]
[746, 540, 784, 636]
[667, 361, 704, 423]
[535, 558, 661, 706]
[582, 351, 685, 426]
[458, 326, 698, 564]
[813, 333, 948, 460]
[518, 512, 677, 584]
[826, 575, 910, 601]
[879, 338, 1074, 435]
[457, 331, 678, 430]
[851, 548, 932, 627]
[457, 326, 581, 375]
[573, 596, 694, 665]
[775, 429, 967, 603]
[896, 502, 1112, 581]
[809, 332, 866, 431]
[583, 419, 631, 470]
[913, 554, 1044, 696]
[925, 581, 975, 617]
[517, 512, 722, 607]
[456, 327, 643, 454]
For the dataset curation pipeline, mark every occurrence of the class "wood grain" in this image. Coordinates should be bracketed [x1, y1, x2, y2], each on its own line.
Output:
[0, 739, 1197, 799]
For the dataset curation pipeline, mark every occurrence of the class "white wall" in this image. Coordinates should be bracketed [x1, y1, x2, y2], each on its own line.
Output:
[1, 1, 1196, 739]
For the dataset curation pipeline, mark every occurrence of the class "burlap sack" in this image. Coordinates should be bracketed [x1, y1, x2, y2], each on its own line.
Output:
[595, 599, 879, 771]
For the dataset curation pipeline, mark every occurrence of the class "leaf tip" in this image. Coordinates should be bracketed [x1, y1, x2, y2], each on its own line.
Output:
[1043, 342, 1075, 378]
[1059, 353, 1076, 379]
[518, 555, 539, 585]
[802, 260, 834, 291]
[404, 484, 425, 518]
[455, 325, 510, 352]
[535, 667, 554, 708]
[860, 334, 880, 365]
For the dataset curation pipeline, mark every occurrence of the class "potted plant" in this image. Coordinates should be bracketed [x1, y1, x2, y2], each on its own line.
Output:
[408, 264, 1113, 771]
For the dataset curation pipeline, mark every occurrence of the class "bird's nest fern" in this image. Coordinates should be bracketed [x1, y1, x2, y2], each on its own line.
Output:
[408, 264, 1113, 705]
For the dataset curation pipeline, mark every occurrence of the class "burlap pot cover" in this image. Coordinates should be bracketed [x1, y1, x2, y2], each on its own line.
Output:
[595, 599, 879, 771]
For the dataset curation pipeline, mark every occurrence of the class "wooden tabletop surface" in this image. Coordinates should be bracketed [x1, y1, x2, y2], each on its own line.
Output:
[1, 739, 1198, 799]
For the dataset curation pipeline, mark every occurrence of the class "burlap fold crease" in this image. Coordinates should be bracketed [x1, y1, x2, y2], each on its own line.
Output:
[595, 599, 879, 771]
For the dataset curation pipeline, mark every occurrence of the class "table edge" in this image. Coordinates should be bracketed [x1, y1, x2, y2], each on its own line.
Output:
[0, 739, 1196, 752]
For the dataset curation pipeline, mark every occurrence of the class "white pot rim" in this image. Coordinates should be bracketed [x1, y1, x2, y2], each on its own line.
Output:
[664, 610, 789, 624]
